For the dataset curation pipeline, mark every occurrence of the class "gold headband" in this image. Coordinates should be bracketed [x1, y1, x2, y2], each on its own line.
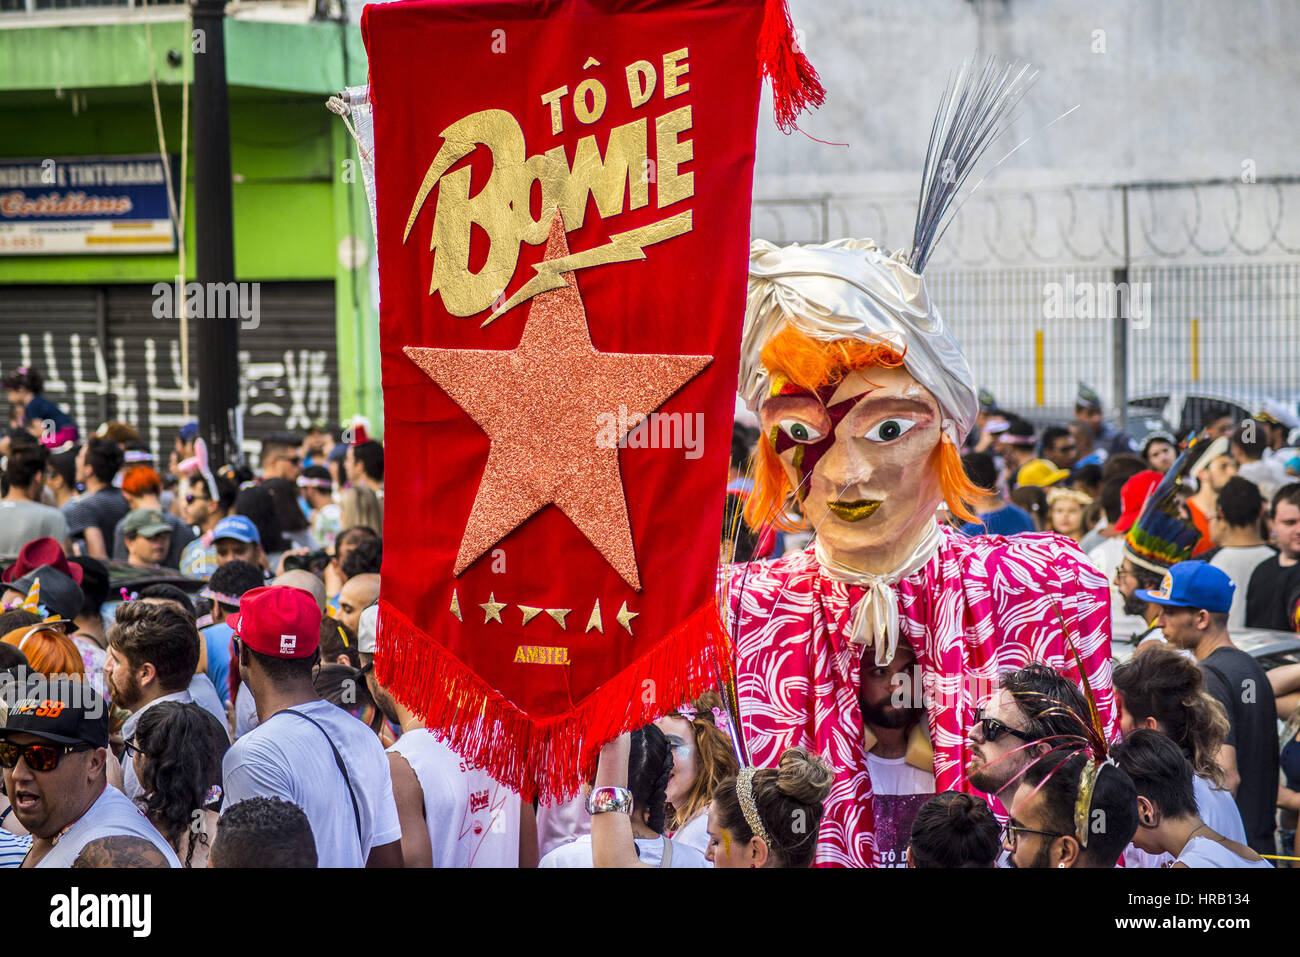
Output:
[736, 768, 770, 847]
[1074, 759, 1106, 848]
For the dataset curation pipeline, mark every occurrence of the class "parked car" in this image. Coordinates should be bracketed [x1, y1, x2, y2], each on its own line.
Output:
[1111, 619, 1300, 669]
[1126, 385, 1300, 442]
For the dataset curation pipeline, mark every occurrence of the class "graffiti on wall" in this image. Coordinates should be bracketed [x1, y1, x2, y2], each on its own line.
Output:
[10, 331, 333, 456]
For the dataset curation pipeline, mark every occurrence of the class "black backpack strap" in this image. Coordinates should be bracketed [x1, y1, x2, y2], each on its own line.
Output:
[277, 708, 364, 854]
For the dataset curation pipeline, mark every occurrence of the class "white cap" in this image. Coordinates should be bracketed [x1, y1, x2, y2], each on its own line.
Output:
[1260, 399, 1300, 431]
[358, 604, 378, 655]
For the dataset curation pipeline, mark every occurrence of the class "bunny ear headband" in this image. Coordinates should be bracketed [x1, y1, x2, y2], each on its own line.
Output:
[194, 437, 219, 503]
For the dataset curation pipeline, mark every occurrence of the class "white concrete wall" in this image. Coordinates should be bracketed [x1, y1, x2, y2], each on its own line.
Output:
[758, 0, 1300, 197]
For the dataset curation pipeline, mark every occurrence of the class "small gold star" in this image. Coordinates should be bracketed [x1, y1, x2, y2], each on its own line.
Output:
[450, 589, 463, 622]
[547, 608, 572, 629]
[615, 601, 638, 636]
[585, 599, 603, 634]
[519, 605, 543, 625]
[479, 592, 506, 624]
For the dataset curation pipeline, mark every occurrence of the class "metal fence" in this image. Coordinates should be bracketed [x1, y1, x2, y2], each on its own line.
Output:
[752, 180, 1300, 428]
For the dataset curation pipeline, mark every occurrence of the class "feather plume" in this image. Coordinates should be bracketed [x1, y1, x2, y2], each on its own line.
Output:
[909, 56, 1038, 274]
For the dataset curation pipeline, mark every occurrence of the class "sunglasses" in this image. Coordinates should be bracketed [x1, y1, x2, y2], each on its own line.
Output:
[973, 708, 1034, 744]
[185, 492, 211, 504]
[0, 740, 95, 773]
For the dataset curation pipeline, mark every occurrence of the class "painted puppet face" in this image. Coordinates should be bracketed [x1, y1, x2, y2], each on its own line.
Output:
[759, 365, 946, 566]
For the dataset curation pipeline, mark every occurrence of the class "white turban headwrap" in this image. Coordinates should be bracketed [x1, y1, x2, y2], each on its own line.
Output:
[739, 238, 978, 446]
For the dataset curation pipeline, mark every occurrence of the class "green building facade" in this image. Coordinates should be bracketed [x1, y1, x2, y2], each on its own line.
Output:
[0, 8, 380, 455]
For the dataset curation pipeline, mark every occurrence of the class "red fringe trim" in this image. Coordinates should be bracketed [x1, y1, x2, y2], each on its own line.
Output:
[374, 597, 734, 804]
[758, 0, 826, 133]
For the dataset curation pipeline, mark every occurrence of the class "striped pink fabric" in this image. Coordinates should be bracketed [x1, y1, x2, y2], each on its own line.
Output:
[724, 524, 1118, 867]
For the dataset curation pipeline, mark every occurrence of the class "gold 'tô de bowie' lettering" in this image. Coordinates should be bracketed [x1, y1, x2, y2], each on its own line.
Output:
[404, 105, 695, 319]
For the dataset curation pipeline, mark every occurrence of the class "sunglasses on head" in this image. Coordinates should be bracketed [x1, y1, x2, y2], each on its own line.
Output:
[974, 708, 1034, 744]
[0, 740, 95, 773]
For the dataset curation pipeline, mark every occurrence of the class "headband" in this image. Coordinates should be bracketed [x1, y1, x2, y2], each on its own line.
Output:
[297, 476, 333, 490]
[1073, 758, 1115, 848]
[676, 704, 731, 742]
[736, 768, 770, 847]
[200, 587, 243, 608]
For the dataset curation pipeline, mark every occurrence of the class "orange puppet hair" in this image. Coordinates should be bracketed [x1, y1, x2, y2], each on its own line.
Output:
[744, 324, 983, 531]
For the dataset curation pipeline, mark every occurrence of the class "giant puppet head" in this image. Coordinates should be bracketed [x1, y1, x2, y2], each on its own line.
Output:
[735, 57, 1036, 576]
[739, 239, 982, 573]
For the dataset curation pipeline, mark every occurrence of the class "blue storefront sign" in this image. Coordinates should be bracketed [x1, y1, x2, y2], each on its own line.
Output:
[0, 154, 177, 256]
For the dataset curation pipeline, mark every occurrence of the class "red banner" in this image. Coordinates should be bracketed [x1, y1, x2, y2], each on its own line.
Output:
[363, 0, 797, 800]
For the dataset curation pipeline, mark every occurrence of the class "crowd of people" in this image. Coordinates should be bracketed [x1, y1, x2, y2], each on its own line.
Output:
[0, 366, 1298, 869]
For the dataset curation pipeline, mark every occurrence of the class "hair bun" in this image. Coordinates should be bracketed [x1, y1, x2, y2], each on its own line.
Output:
[945, 792, 984, 832]
[775, 747, 835, 804]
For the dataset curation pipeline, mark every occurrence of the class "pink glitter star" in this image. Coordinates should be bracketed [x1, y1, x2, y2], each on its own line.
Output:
[404, 212, 711, 590]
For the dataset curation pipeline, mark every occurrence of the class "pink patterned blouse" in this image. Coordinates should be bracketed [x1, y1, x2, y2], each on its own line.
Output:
[723, 524, 1118, 867]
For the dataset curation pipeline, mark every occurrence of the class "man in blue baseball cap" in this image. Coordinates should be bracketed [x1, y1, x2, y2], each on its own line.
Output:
[1137, 559, 1279, 854]
[213, 515, 266, 573]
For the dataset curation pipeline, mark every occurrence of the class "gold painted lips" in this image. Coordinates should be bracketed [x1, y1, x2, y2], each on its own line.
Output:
[827, 499, 882, 522]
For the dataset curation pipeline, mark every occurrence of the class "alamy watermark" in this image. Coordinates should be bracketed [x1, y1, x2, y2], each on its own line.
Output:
[151, 278, 261, 329]
[1042, 273, 1151, 328]
[595, 404, 703, 459]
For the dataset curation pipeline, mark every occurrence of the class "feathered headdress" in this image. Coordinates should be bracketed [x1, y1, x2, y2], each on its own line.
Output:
[1123, 436, 1224, 574]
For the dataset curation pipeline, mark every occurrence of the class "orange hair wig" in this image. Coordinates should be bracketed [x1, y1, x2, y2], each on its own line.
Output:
[2, 626, 86, 680]
[743, 325, 984, 530]
[122, 465, 162, 498]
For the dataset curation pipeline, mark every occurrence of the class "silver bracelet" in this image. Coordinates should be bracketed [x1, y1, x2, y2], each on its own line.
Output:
[586, 786, 633, 815]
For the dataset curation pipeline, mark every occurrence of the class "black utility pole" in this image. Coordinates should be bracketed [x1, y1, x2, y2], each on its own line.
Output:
[191, 0, 240, 469]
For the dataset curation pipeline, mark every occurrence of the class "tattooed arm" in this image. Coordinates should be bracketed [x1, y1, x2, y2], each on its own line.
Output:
[72, 836, 171, 868]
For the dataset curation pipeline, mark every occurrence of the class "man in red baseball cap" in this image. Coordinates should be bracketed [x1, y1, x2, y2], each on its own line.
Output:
[1113, 470, 1163, 536]
[221, 586, 402, 868]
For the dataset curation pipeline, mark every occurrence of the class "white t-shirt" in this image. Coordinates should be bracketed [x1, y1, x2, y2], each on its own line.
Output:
[221, 698, 402, 867]
[1123, 775, 1249, 867]
[1087, 536, 1129, 621]
[121, 690, 193, 803]
[1175, 834, 1273, 868]
[1209, 545, 1276, 630]
[37, 784, 181, 868]
[865, 752, 935, 868]
[538, 833, 708, 868]
[188, 674, 229, 734]
[671, 809, 712, 859]
[536, 791, 591, 860]
[387, 728, 520, 868]
[234, 681, 259, 739]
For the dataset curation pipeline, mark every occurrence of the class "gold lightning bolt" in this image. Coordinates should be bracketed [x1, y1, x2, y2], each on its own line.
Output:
[481, 210, 693, 328]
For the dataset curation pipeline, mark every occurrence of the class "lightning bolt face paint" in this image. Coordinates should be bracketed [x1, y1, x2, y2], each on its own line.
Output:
[760, 366, 948, 569]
